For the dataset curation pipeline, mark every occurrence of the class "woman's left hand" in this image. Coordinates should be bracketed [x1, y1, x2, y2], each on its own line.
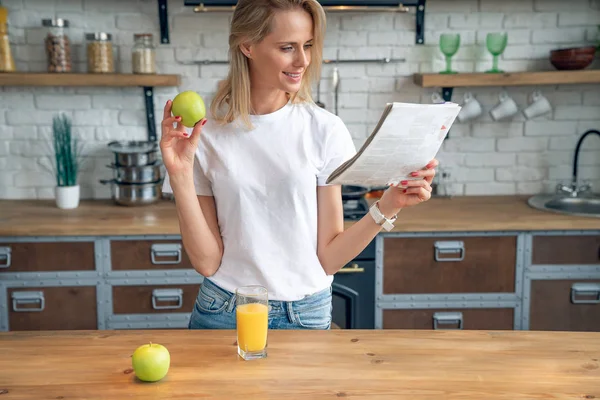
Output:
[377, 159, 438, 215]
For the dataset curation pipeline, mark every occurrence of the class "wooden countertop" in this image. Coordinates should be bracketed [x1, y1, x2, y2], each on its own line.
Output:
[0, 195, 598, 237]
[1, 330, 599, 399]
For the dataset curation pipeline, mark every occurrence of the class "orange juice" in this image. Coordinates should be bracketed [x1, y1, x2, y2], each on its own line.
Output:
[236, 303, 268, 352]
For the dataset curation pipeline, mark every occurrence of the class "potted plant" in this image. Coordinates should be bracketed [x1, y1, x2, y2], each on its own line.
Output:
[43, 113, 86, 209]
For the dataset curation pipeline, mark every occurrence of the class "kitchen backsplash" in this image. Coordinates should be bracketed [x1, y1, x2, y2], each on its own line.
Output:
[0, 0, 599, 199]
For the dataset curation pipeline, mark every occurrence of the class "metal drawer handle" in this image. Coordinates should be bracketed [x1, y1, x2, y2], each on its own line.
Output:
[152, 289, 183, 310]
[571, 283, 600, 304]
[0, 247, 11, 268]
[12, 291, 45, 312]
[338, 263, 365, 274]
[150, 243, 182, 265]
[434, 241, 465, 262]
[433, 312, 463, 330]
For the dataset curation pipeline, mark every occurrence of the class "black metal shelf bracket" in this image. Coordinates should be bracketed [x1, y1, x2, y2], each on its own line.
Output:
[158, 0, 169, 44]
[143, 87, 157, 142]
[414, 0, 426, 45]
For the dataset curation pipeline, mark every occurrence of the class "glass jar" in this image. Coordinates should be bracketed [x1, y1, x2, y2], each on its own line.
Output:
[43, 18, 71, 73]
[132, 33, 156, 74]
[86, 32, 114, 73]
[0, 6, 16, 72]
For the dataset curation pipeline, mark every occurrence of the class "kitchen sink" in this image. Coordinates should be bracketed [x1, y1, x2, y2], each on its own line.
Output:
[528, 194, 600, 218]
[529, 129, 600, 218]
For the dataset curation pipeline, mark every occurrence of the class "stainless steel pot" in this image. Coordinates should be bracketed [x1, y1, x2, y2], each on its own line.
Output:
[107, 141, 159, 167]
[100, 179, 162, 206]
[107, 162, 162, 184]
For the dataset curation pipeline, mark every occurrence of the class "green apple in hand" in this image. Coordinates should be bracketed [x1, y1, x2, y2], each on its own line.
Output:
[171, 90, 206, 128]
[131, 342, 170, 382]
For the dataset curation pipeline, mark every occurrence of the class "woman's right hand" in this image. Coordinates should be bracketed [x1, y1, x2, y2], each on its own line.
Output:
[159, 99, 206, 178]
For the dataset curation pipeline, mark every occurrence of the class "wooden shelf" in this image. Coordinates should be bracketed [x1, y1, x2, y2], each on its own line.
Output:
[414, 70, 600, 88]
[0, 72, 181, 87]
[0, 72, 181, 142]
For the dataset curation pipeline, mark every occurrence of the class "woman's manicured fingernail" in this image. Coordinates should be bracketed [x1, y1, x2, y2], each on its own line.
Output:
[410, 172, 419, 177]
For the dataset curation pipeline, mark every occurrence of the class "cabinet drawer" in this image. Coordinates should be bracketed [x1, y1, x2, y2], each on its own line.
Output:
[383, 236, 516, 294]
[7, 286, 97, 331]
[110, 240, 194, 271]
[112, 284, 200, 314]
[383, 308, 514, 330]
[0, 242, 95, 273]
[529, 279, 600, 332]
[532, 235, 600, 265]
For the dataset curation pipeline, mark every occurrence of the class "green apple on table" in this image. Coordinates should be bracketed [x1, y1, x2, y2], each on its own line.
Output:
[171, 90, 206, 128]
[131, 342, 170, 382]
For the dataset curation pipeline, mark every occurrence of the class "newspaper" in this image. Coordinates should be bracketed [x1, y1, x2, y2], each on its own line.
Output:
[326, 102, 461, 187]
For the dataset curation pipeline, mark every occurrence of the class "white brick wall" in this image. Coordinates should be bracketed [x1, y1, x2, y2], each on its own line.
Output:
[1, 0, 599, 199]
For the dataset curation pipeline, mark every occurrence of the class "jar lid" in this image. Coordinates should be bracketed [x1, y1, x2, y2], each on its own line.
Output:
[85, 32, 112, 41]
[42, 18, 69, 27]
[134, 33, 154, 38]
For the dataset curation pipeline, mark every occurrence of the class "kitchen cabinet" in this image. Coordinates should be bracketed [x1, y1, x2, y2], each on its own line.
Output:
[6, 285, 98, 331]
[110, 240, 194, 271]
[382, 236, 517, 294]
[0, 201, 599, 332]
[377, 232, 600, 332]
[531, 235, 600, 265]
[522, 233, 600, 331]
[377, 233, 522, 331]
[111, 283, 200, 315]
[0, 241, 95, 273]
[528, 279, 600, 332]
[383, 308, 514, 330]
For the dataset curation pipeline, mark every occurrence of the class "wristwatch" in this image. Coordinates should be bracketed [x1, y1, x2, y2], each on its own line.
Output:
[369, 201, 398, 231]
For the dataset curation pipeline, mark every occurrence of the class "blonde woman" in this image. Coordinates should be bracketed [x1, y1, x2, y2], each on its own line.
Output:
[160, 0, 438, 330]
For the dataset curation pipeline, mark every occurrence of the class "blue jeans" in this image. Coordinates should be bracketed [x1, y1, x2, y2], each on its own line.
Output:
[189, 278, 333, 330]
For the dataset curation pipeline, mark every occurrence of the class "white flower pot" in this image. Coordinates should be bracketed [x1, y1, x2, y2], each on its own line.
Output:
[55, 185, 80, 209]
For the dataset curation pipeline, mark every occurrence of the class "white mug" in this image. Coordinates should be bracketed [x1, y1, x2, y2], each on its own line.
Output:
[431, 92, 445, 104]
[490, 91, 519, 121]
[523, 90, 552, 119]
[457, 92, 483, 122]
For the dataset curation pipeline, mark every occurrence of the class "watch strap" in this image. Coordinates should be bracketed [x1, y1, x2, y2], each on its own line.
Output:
[369, 201, 397, 232]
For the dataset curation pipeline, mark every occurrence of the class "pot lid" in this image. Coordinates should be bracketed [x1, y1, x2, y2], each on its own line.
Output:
[342, 185, 369, 199]
[107, 141, 157, 154]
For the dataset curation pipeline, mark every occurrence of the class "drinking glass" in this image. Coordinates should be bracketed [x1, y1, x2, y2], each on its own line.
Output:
[236, 285, 268, 360]
[485, 32, 508, 73]
[439, 33, 460, 74]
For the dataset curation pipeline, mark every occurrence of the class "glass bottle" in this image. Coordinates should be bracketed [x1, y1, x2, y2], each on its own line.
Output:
[43, 18, 71, 73]
[132, 33, 156, 74]
[0, 6, 16, 72]
[86, 32, 114, 73]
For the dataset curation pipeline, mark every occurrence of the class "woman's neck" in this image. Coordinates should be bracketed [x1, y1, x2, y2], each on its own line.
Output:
[250, 86, 289, 115]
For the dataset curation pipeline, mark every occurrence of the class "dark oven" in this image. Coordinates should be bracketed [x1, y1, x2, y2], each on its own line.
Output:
[332, 240, 375, 329]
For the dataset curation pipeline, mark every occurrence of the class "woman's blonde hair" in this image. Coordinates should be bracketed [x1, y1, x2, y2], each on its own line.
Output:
[210, 0, 326, 129]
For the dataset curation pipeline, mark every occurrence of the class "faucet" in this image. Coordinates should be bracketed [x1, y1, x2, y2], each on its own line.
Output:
[557, 129, 600, 197]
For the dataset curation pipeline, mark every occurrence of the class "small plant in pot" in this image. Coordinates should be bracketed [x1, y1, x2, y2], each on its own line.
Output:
[42, 113, 86, 209]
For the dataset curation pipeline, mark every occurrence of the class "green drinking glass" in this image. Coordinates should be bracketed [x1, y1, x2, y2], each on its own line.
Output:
[439, 33, 460, 74]
[485, 32, 508, 73]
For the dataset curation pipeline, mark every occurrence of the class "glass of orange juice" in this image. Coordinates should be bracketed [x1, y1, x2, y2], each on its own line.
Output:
[235, 285, 268, 360]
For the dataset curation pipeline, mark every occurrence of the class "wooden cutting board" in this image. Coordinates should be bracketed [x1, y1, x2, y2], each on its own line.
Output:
[1, 329, 599, 399]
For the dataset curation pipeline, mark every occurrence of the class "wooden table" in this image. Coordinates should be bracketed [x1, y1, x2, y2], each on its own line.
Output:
[1, 330, 599, 399]
[1, 195, 599, 236]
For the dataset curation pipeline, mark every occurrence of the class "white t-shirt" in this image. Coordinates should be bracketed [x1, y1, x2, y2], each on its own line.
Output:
[162, 100, 356, 301]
